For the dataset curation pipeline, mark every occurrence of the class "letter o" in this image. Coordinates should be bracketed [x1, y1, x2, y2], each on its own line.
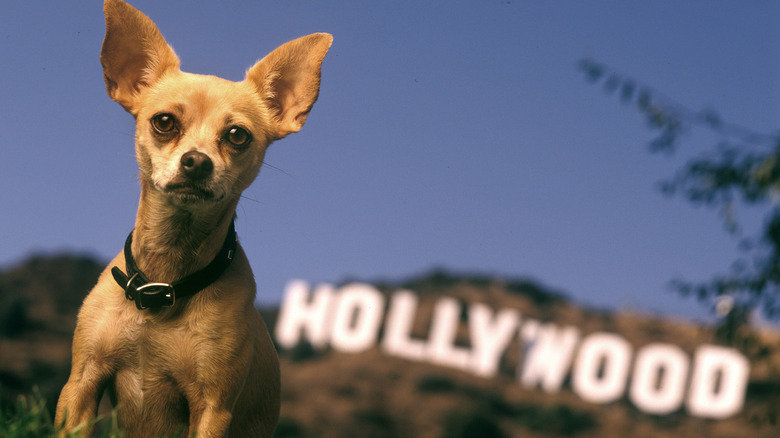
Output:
[329, 283, 385, 353]
[629, 343, 689, 414]
[572, 332, 632, 404]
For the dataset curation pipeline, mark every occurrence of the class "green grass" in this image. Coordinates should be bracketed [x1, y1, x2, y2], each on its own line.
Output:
[1, 388, 123, 438]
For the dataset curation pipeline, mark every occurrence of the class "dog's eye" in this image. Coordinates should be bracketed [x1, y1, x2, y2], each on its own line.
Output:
[151, 113, 177, 134]
[226, 126, 252, 148]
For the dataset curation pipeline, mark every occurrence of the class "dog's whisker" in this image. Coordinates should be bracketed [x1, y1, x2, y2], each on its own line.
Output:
[239, 193, 261, 204]
[261, 161, 293, 177]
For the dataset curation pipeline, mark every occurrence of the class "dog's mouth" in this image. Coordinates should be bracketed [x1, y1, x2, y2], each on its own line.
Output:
[164, 182, 216, 202]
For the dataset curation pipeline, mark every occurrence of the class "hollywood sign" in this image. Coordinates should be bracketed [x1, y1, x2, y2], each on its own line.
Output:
[275, 280, 750, 419]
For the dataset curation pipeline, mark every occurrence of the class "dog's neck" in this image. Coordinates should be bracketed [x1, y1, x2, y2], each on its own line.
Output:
[131, 185, 238, 283]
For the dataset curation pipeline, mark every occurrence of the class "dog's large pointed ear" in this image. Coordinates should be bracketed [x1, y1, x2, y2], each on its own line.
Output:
[246, 33, 333, 140]
[100, 0, 180, 115]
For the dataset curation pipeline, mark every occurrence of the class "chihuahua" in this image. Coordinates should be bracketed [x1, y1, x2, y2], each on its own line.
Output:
[55, 0, 331, 436]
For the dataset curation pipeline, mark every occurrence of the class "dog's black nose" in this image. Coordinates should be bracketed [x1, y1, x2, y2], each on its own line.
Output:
[180, 150, 213, 180]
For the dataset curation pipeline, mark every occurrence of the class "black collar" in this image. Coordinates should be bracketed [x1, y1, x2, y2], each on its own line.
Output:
[111, 221, 237, 310]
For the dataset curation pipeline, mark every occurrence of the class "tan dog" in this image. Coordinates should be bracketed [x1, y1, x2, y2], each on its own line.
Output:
[55, 0, 331, 436]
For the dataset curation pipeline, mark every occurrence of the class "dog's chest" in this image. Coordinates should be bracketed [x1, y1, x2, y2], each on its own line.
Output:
[114, 317, 200, 396]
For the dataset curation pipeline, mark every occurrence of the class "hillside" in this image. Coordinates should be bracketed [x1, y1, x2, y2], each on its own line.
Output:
[0, 254, 103, 412]
[1, 254, 779, 437]
[272, 273, 780, 438]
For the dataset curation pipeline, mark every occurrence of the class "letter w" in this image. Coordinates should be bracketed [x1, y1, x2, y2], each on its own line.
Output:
[518, 322, 580, 393]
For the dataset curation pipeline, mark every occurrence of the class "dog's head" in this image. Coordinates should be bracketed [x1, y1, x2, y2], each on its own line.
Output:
[100, 0, 331, 209]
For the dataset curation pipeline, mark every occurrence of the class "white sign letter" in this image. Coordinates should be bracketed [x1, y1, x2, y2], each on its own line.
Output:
[629, 343, 689, 414]
[687, 345, 750, 418]
[329, 283, 385, 353]
[469, 304, 520, 377]
[519, 322, 580, 393]
[275, 280, 334, 349]
[572, 332, 632, 404]
[426, 297, 472, 371]
[382, 291, 427, 361]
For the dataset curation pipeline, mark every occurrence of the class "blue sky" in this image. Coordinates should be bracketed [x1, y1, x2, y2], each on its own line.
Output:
[1, 1, 778, 323]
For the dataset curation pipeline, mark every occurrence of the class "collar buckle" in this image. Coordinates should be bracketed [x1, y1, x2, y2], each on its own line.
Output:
[113, 220, 236, 311]
[124, 273, 176, 310]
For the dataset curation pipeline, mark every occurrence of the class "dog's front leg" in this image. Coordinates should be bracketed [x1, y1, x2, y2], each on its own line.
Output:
[56, 269, 127, 437]
[186, 364, 250, 438]
[189, 404, 234, 438]
[55, 363, 110, 436]
[184, 333, 254, 438]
